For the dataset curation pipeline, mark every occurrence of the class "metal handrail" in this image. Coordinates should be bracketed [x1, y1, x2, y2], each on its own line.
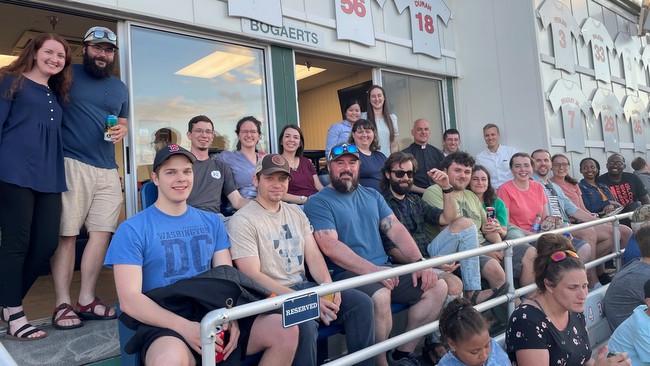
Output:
[199, 212, 632, 366]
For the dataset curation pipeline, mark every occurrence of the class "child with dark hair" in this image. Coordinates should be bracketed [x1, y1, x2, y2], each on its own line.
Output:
[437, 297, 509, 365]
[506, 233, 630, 365]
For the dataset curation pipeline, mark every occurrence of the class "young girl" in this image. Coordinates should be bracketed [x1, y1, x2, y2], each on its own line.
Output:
[438, 297, 509, 366]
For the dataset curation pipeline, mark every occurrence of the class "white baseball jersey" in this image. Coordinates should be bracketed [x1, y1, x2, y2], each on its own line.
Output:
[614, 32, 641, 91]
[548, 79, 590, 153]
[228, 0, 283, 27]
[581, 17, 614, 83]
[622, 95, 648, 153]
[537, 0, 581, 73]
[395, 0, 451, 59]
[335, 0, 376, 46]
[591, 88, 623, 152]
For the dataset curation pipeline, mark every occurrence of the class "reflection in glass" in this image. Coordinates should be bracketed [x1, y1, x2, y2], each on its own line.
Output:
[130, 26, 269, 183]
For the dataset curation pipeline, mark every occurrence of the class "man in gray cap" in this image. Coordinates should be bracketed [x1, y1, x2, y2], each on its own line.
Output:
[50, 26, 129, 329]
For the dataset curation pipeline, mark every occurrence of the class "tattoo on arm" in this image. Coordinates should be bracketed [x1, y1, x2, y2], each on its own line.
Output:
[314, 229, 333, 239]
[379, 216, 395, 234]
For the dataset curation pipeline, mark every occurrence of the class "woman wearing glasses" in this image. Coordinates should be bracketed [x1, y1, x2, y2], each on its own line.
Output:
[348, 119, 387, 191]
[0, 33, 72, 340]
[550, 154, 632, 286]
[279, 124, 323, 204]
[216, 116, 265, 200]
[506, 233, 630, 365]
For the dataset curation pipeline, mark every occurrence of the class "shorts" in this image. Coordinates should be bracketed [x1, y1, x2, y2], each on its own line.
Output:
[60, 157, 122, 235]
[140, 315, 255, 365]
[478, 242, 533, 280]
[334, 268, 424, 305]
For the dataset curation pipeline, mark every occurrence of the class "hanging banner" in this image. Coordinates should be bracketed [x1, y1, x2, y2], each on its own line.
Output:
[537, 0, 581, 73]
[581, 17, 614, 83]
[335, 0, 376, 46]
[394, 0, 451, 59]
[590, 89, 622, 152]
[548, 80, 590, 153]
[614, 33, 640, 91]
[622, 95, 648, 153]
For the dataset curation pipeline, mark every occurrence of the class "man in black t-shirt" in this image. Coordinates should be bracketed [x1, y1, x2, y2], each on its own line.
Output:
[598, 154, 650, 208]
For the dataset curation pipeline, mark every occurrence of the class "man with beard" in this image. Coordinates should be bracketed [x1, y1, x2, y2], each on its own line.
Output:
[304, 143, 447, 366]
[50, 26, 128, 329]
[229, 154, 374, 366]
[185, 115, 248, 219]
[401, 118, 445, 194]
[599, 153, 650, 209]
[380, 152, 500, 305]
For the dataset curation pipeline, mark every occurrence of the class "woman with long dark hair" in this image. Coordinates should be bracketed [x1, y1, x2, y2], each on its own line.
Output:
[364, 85, 398, 157]
[325, 99, 361, 158]
[0, 33, 73, 340]
[279, 124, 323, 204]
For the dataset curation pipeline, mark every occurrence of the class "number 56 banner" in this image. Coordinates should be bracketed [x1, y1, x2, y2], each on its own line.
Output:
[335, 0, 376, 46]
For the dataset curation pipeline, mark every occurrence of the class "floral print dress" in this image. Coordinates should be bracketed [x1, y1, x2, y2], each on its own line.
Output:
[506, 304, 591, 365]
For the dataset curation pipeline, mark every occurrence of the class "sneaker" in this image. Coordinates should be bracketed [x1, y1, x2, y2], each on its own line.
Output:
[387, 350, 420, 366]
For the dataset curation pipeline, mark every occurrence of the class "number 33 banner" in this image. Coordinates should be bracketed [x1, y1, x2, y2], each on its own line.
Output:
[548, 79, 590, 153]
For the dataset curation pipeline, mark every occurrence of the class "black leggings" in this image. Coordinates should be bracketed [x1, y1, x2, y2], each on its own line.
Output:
[0, 181, 61, 307]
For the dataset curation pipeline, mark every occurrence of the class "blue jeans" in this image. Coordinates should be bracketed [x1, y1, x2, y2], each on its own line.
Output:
[427, 225, 481, 291]
[291, 282, 375, 366]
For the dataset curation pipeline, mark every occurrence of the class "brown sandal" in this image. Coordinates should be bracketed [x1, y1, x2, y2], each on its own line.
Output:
[76, 297, 116, 321]
[52, 303, 83, 330]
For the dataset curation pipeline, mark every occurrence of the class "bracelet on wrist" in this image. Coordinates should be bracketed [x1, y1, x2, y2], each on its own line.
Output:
[441, 186, 454, 194]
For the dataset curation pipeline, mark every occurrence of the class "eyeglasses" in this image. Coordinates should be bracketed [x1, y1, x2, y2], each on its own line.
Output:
[391, 170, 415, 178]
[239, 129, 259, 135]
[192, 129, 214, 135]
[331, 144, 359, 157]
[607, 161, 625, 167]
[552, 163, 569, 168]
[85, 29, 117, 42]
[550, 250, 579, 262]
[89, 44, 116, 55]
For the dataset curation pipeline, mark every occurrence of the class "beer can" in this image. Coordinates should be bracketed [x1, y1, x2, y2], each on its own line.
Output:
[104, 115, 118, 142]
[215, 325, 225, 363]
[486, 207, 496, 221]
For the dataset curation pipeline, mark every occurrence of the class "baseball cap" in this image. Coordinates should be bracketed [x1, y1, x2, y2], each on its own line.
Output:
[327, 143, 360, 162]
[153, 144, 196, 172]
[255, 154, 291, 176]
[83, 26, 118, 49]
[645, 278, 650, 299]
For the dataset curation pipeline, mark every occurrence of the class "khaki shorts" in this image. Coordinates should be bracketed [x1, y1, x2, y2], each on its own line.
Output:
[60, 157, 122, 235]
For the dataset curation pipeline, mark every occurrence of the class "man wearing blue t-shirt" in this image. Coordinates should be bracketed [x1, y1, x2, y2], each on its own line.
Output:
[304, 142, 448, 366]
[105, 144, 297, 365]
[51, 26, 129, 329]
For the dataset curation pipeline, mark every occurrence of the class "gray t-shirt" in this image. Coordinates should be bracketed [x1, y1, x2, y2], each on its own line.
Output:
[603, 259, 650, 330]
[187, 158, 239, 214]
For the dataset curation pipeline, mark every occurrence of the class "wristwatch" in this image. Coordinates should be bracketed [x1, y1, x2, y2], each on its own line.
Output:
[300, 195, 307, 204]
[441, 186, 453, 194]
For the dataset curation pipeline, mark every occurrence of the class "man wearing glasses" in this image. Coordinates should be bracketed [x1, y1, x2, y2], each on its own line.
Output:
[305, 143, 447, 366]
[598, 153, 650, 209]
[51, 26, 128, 329]
[185, 115, 249, 220]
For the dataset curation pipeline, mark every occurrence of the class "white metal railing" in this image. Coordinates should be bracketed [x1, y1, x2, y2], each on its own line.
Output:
[202, 212, 631, 365]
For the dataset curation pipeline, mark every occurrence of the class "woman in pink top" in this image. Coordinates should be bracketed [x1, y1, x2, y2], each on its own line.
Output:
[497, 153, 548, 234]
[549, 154, 631, 285]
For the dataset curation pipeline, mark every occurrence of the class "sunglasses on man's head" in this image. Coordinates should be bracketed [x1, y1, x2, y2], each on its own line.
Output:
[85, 29, 117, 42]
[391, 170, 415, 178]
[550, 250, 579, 262]
[331, 144, 359, 156]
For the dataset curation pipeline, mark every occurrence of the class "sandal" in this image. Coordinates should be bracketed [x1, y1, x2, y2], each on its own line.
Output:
[52, 303, 83, 330]
[421, 338, 447, 365]
[5, 311, 47, 341]
[470, 282, 510, 305]
[76, 297, 116, 321]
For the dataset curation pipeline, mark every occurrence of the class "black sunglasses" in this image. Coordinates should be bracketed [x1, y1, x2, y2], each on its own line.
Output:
[391, 170, 415, 178]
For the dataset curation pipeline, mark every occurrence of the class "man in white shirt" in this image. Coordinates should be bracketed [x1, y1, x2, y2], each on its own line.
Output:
[475, 123, 517, 189]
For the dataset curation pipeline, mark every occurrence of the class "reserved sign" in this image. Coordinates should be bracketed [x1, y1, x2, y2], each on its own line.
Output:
[282, 292, 320, 328]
